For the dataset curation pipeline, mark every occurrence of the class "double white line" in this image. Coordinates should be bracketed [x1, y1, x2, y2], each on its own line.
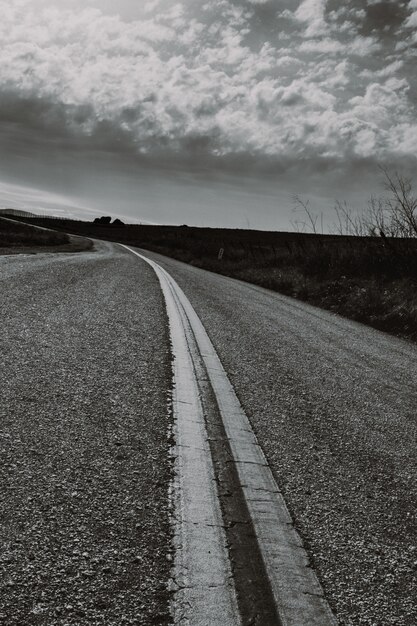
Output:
[122, 245, 336, 626]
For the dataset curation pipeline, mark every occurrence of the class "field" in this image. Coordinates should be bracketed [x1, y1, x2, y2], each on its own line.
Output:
[8, 216, 417, 342]
[0, 217, 92, 254]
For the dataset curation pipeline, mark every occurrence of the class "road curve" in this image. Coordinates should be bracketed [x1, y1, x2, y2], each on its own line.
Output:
[2, 241, 417, 625]
[122, 244, 336, 626]
[135, 247, 417, 626]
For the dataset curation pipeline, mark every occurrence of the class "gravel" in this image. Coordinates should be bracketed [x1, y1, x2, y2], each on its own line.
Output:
[0, 242, 173, 625]
[145, 250, 417, 626]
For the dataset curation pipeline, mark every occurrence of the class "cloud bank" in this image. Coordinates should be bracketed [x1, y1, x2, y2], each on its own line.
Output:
[0, 0, 416, 177]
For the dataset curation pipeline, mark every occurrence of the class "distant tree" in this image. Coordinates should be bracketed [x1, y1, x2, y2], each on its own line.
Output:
[93, 216, 112, 225]
[113, 218, 125, 226]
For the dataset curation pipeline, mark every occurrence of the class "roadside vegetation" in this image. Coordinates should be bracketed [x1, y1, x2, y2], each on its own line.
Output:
[0, 216, 92, 254]
[146, 230, 417, 343]
[9, 168, 417, 342]
[0, 217, 69, 247]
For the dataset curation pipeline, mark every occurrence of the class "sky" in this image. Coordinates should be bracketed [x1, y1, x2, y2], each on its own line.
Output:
[0, 0, 416, 229]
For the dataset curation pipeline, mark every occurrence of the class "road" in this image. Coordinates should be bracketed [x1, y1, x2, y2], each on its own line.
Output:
[1, 241, 417, 625]
[1, 242, 173, 625]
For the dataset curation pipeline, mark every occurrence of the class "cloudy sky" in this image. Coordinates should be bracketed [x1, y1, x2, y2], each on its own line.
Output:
[0, 0, 416, 229]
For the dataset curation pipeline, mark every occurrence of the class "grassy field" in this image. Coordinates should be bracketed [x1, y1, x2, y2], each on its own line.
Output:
[9, 216, 417, 343]
[0, 217, 92, 254]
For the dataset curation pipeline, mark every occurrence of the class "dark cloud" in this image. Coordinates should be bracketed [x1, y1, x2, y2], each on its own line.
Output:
[0, 0, 416, 227]
[364, 1, 409, 34]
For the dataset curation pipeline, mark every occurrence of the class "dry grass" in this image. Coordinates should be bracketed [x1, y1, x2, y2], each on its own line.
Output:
[0, 217, 69, 247]
[145, 235, 417, 343]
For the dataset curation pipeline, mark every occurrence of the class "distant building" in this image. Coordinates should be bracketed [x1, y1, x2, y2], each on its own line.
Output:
[0, 208, 38, 218]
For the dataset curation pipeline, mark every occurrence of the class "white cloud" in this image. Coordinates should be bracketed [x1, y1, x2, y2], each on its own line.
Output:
[299, 37, 343, 54]
[349, 35, 382, 56]
[405, 0, 417, 29]
[299, 35, 380, 56]
[0, 0, 414, 167]
[295, 0, 328, 37]
[360, 59, 404, 79]
[348, 79, 410, 140]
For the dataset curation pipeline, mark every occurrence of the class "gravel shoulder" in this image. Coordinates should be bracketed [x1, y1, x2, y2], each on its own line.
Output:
[141, 249, 417, 626]
[1, 242, 173, 625]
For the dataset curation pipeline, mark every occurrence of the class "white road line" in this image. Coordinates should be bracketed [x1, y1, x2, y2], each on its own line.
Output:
[121, 245, 239, 625]
[122, 245, 337, 626]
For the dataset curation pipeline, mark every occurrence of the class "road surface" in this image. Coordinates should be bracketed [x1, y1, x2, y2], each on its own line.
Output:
[1, 242, 173, 625]
[1, 240, 416, 625]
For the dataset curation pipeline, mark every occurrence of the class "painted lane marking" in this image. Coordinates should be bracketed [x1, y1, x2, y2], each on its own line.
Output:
[121, 245, 239, 625]
[122, 245, 337, 626]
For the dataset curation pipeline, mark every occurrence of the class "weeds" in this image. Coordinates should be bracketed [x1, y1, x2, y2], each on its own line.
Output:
[0, 217, 69, 247]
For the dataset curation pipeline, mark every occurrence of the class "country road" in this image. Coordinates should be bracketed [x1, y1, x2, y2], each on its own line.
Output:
[1, 240, 417, 625]
[1, 241, 173, 625]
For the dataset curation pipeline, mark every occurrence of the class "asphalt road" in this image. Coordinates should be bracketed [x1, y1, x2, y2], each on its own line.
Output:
[2, 241, 416, 625]
[1, 242, 173, 625]
[141, 248, 417, 626]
